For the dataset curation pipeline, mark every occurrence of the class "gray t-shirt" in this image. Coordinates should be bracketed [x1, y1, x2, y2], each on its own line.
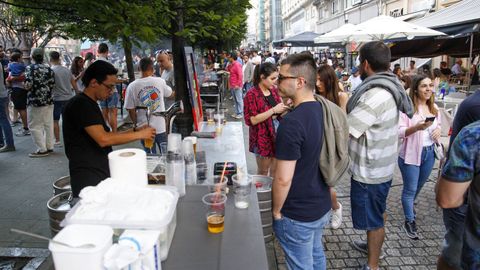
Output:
[161, 67, 175, 108]
[0, 65, 7, 98]
[51, 65, 75, 101]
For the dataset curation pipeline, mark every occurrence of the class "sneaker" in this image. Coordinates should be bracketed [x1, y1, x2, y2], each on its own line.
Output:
[10, 120, 21, 127]
[15, 129, 31, 137]
[351, 240, 386, 259]
[331, 202, 343, 229]
[0, 145, 15, 153]
[233, 114, 243, 119]
[47, 149, 54, 153]
[403, 220, 419, 240]
[54, 141, 62, 147]
[229, 96, 233, 100]
[29, 150, 49, 158]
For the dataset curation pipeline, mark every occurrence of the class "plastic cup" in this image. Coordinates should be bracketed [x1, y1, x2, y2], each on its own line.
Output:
[144, 138, 154, 149]
[206, 109, 215, 125]
[232, 174, 252, 209]
[184, 136, 197, 157]
[160, 142, 168, 155]
[196, 163, 208, 183]
[167, 133, 182, 153]
[202, 193, 227, 233]
[209, 175, 228, 194]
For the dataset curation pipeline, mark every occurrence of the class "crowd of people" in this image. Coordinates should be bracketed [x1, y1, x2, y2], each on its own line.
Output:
[237, 42, 479, 270]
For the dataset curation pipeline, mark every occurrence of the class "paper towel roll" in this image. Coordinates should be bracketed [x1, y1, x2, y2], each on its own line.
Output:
[108, 148, 147, 187]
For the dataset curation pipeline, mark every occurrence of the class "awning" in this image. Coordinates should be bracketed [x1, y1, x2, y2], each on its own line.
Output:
[412, 0, 480, 35]
[272, 31, 321, 47]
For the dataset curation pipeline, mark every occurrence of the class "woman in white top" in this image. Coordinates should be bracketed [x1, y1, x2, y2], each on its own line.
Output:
[398, 74, 441, 240]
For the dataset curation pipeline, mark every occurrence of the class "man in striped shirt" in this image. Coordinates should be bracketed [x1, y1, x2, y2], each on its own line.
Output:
[347, 41, 413, 270]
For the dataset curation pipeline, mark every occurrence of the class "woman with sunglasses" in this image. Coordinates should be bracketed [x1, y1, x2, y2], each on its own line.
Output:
[244, 63, 288, 176]
[398, 74, 441, 240]
[315, 65, 349, 229]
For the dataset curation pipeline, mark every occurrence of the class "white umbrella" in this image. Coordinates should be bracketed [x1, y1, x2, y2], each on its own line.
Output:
[314, 23, 359, 44]
[316, 15, 446, 43]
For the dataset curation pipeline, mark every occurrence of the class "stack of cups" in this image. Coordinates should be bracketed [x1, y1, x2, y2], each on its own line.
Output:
[166, 133, 185, 196]
[232, 174, 252, 209]
[182, 139, 196, 185]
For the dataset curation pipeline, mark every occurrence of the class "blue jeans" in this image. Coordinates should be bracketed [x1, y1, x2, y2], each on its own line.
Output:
[398, 145, 435, 221]
[462, 234, 480, 270]
[99, 91, 119, 108]
[0, 97, 14, 147]
[441, 204, 467, 269]
[231, 87, 243, 115]
[273, 212, 330, 270]
[141, 132, 167, 154]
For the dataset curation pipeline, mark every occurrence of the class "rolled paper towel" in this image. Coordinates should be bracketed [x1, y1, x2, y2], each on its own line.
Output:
[108, 148, 147, 187]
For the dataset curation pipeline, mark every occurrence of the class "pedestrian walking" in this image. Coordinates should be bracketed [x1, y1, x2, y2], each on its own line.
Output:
[226, 53, 243, 119]
[315, 64, 349, 229]
[63, 60, 155, 198]
[70, 56, 85, 92]
[242, 54, 254, 94]
[243, 62, 286, 177]
[398, 74, 441, 240]
[273, 53, 331, 270]
[24, 48, 55, 158]
[347, 41, 413, 270]
[50, 51, 78, 147]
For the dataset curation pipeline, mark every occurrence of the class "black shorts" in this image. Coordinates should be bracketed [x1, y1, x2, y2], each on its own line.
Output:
[10, 87, 28, 110]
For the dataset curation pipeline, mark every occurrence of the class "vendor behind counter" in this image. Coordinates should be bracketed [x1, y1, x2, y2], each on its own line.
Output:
[62, 60, 156, 197]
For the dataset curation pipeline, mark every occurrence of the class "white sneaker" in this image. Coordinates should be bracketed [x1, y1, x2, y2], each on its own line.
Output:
[331, 202, 343, 229]
[54, 141, 63, 147]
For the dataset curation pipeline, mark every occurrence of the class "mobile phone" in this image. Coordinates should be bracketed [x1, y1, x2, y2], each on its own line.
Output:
[425, 116, 435, 122]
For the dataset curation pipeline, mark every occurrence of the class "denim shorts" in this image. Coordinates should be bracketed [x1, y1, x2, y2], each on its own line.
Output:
[441, 204, 467, 269]
[351, 178, 392, 230]
[53, 100, 69, 120]
[99, 91, 119, 109]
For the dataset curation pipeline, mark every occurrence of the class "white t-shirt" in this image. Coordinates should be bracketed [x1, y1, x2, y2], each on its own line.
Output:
[348, 75, 362, 92]
[252, 55, 261, 65]
[125, 76, 173, 134]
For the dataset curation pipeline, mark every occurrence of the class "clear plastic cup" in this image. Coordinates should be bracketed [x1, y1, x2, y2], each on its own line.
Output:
[206, 109, 215, 125]
[232, 174, 252, 209]
[196, 163, 208, 183]
[209, 175, 228, 194]
[202, 193, 227, 233]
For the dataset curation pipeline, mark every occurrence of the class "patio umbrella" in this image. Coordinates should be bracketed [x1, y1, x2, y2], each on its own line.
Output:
[318, 15, 446, 43]
[314, 23, 359, 44]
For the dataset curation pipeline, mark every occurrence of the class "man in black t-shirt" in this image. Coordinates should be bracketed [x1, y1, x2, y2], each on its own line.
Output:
[62, 60, 155, 197]
[272, 53, 331, 270]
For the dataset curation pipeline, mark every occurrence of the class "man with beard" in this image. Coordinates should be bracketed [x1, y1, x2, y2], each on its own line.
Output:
[347, 41, 413, 270]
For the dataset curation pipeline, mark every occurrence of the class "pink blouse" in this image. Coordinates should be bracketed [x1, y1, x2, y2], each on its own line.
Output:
[398, 107, 442, 166]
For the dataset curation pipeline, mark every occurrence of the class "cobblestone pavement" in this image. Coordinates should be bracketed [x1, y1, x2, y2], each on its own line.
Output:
[273, 162, 445, 270]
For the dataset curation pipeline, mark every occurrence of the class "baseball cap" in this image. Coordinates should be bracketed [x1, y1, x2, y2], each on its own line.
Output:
[341, 71, 349, 76]
[351, 67, 359, 74]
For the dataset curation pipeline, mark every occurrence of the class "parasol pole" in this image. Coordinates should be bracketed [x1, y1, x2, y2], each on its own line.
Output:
[465, 32, 474, 89]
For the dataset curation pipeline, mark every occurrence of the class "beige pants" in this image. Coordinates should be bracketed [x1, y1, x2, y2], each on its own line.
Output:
[28, 105, 54, 152]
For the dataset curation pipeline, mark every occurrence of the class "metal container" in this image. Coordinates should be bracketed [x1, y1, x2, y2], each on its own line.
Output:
[260, 209, 273, 225]
[253, 175, 272, 202]
[53, 175, 71, 195]
[47, 191, 72, 236]
[264, 233, 274, 243]
[258, 200, 271, 211]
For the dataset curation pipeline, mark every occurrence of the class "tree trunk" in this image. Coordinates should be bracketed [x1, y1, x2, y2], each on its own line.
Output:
[171, 1, 193, 136]
[122, 35, 135, 83]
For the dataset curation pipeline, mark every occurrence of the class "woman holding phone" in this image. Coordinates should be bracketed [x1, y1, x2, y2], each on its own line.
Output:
[398, 74, 441, 240]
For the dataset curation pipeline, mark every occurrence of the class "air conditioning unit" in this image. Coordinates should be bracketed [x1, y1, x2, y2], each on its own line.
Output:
[353, 0, 362, 5]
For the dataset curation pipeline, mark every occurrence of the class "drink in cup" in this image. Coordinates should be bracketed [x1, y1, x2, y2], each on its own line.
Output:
[144, 138, 154, 149]
[206, 109, 215, 125]
[202, 193, 227, 233]
[232, 174, 252, 209]
[184, 136, 197, 157]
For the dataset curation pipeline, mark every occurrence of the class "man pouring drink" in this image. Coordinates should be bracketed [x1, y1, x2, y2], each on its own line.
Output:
[62, 60, 156, 198]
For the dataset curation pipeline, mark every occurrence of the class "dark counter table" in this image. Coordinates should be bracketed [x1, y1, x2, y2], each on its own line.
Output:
[162, 122, 268, 270]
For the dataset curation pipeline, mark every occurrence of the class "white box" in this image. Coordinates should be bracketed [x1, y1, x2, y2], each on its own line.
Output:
[49, 224, 113, 270]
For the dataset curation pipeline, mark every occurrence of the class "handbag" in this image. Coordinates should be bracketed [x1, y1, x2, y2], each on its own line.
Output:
[433, 142, 446, 160]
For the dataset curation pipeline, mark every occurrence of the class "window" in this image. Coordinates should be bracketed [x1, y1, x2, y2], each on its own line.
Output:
[332, 0, 339, 14]
[311, 6, 316, 18]
[352, 0, 361, 4]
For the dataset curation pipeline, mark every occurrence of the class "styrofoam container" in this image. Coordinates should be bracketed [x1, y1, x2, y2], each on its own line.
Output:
[61, 186, 178, 261]
[49, 224, 113, 270]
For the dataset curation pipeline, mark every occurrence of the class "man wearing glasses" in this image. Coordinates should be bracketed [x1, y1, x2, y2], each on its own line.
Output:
[272, 53, 331, 270]
[62, 60, 156, 198]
